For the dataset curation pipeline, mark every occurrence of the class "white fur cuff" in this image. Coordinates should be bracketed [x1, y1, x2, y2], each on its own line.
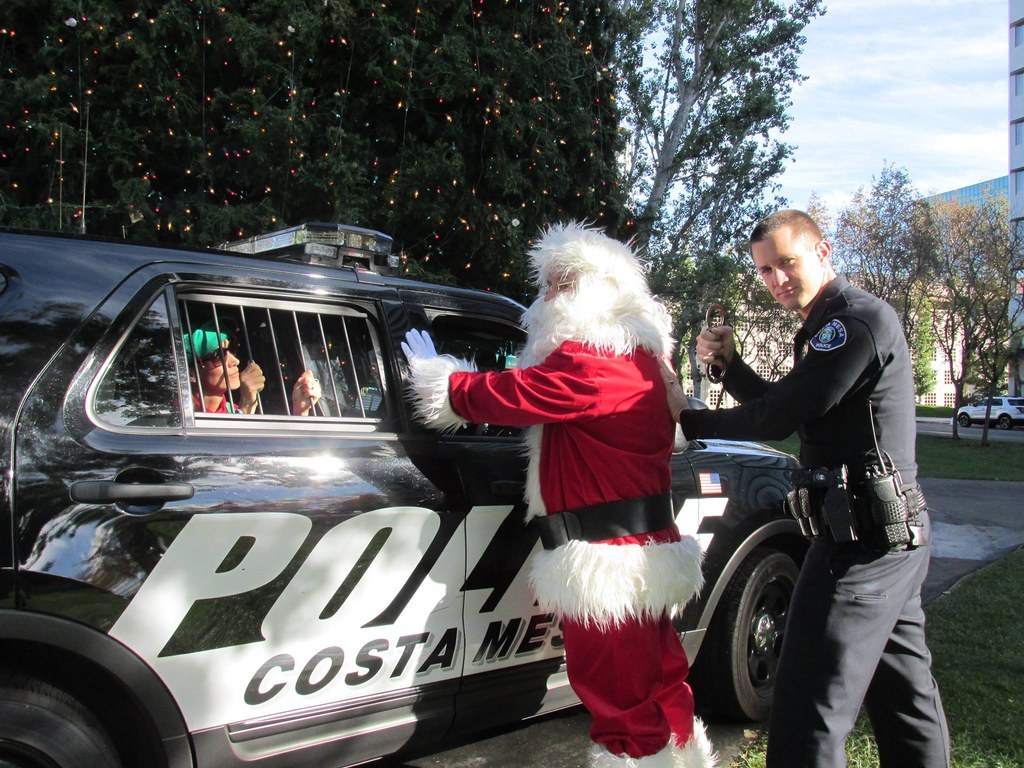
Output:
[588, 718, 718, 767]
[405, 354, 476, 432]
[675, 719, 718, 768]
[528, 535, 704, 627]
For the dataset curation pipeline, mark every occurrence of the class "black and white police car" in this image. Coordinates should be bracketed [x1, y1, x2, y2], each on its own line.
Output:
[0, 226, 807, 768]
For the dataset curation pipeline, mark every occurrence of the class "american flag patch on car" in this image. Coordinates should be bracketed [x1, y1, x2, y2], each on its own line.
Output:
[699, 471, 723, 495]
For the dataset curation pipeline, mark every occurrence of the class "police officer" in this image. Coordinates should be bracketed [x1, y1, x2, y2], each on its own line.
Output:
[664, 209, 950, 767]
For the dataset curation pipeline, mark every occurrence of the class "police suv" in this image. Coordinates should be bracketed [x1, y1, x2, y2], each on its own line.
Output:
[0, 227, 806, 768]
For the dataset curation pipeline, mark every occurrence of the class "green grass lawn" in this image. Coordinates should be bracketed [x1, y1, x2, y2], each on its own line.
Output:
[915, 436, 1024, 481]
[764, 433, 1024, 482]
[732, 550, 1024, 768]
[917, 404, 955, 420]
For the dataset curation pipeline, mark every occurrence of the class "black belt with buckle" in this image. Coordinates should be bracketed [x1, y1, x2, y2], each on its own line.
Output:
[532, 493, 676, 550]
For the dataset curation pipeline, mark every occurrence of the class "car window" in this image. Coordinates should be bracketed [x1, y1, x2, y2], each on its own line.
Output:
[429, 314, 523, 373]
[92, 293, 182, 429]
[428, 313, 526, 436]
[93, 290, 388, 428]
[1010, 398, 1024, 407]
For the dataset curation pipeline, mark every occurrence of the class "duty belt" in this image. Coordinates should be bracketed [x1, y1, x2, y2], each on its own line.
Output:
[786, 466, 929, 551]
[532, 493, 675, 550]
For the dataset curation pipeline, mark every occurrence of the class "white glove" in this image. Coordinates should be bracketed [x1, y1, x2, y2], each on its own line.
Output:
[401, 328, 439, 362]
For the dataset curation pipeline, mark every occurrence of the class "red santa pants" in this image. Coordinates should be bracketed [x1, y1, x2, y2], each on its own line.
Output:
[562, 612, 695, 759]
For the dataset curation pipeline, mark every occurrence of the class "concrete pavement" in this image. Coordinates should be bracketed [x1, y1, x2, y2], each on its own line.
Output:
[919, 478, 1024, 603]
[381, 477, 1024, 768]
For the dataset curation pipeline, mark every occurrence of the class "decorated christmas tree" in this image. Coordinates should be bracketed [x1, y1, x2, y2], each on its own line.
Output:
[1, 0, 628, 295]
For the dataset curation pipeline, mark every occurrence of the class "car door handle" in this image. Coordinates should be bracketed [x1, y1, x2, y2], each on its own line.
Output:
[69, 480, 195, 504]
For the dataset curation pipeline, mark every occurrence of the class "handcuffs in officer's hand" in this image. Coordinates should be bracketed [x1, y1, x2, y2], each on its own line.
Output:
[705, 303, 727, 384]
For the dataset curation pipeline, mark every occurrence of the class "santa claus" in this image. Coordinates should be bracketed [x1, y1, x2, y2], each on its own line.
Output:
[401, 222, 716, 768]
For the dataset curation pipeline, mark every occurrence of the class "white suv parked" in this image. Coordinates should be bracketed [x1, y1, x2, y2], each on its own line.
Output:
[956, 395, 1024, 430]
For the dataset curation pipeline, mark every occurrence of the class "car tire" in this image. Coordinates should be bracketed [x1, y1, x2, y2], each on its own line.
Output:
[997, 414, 1012, 430]
[0, 671, 123, 768]
[957, 413, 971, 427]
[691, 548, 799, 722]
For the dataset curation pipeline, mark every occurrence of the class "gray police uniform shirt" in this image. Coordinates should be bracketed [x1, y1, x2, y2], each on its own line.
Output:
[680, 276, 918, 486]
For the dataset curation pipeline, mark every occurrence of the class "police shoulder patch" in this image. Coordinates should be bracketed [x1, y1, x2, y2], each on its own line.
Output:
[809, 319, 847, 352]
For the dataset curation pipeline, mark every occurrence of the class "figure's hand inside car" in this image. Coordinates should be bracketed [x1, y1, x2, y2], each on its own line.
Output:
[291, 369, 321, 416]
[237, 361, 266, 413]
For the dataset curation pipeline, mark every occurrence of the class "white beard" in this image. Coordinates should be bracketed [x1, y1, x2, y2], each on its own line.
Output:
[518, 281, 673, 368]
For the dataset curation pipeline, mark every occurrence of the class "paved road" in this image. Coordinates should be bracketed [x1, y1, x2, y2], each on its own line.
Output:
[378, 476, 1024, 768]
[917, 417, 1024, 443]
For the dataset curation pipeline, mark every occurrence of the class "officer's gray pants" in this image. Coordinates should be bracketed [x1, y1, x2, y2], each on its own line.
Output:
[766, 531, 950, 768]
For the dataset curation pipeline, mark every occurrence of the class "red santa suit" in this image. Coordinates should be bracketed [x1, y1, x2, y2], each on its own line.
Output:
[404, 223, 715, 768]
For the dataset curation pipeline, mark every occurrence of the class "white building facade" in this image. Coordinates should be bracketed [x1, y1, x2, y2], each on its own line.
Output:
[1011, 1, 1024, 223]
[1011, 1, 1024, 393]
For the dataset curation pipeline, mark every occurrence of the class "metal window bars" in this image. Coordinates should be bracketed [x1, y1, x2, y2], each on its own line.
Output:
[179, 296, 385, 419]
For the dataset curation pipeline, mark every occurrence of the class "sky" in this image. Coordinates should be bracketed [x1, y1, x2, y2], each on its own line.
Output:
[776, 0, 1008, 212]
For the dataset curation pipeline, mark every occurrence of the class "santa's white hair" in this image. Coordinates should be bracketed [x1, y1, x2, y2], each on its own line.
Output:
[518, 221, 673, 367]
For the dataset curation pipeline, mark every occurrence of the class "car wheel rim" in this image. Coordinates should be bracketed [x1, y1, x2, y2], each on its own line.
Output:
[746, 579, 789, 689]
[0, 739, 61, 768]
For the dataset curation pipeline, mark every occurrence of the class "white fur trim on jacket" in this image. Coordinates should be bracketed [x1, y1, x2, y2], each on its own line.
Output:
[528, 535, 704, 627]
[405, 354, 476, 432]
[588, 718, 718, 767]
[522, 425, 545, 520]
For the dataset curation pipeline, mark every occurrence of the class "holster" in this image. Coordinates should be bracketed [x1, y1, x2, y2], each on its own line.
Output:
[785, 466, 858, 543]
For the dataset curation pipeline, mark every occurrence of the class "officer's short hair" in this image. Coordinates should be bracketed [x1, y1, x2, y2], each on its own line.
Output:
[750, 209, 823, 249]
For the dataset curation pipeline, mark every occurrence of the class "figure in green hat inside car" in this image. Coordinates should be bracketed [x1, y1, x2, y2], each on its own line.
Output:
[184, 322, 321, 416]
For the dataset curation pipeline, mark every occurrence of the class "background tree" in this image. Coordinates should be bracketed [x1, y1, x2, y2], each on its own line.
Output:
[614, 0, 822, 256]
[804, 190, 834, 241]
[1, 0, 360, 238]
[909, 299, 937, 398]
[832, 164, 937, 395]
[611, 0, 822, 371]
[354, 0, 630, 295]
[833, 165, 930, 323]
[0, 0, 627, 296]
[925, 196, 1024, 444]
[970, 208, 1024, 426]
